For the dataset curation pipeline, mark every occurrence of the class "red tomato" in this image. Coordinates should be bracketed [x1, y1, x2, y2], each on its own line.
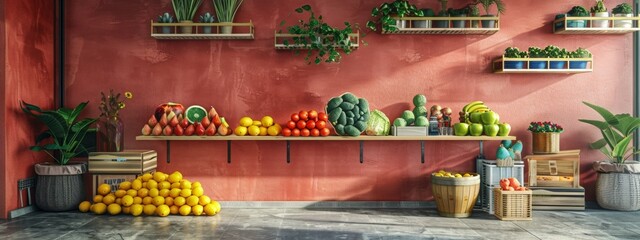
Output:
[292, 128, 300, 137]
[318, 112, 328, 121]
[306, 120, 316, 129]
[286, 121, 296, 130]
[311, 128, 320, 137]
[296, 120, 306, 129]
[301, 128, 310, 137]
[320, 128, 330, 136]
[315, 120, 326, 130]
[308, 110, 318, 120]
[299, 110, 309, 121]
[291, 113, 300, 122]
[282, 128, 292, 137]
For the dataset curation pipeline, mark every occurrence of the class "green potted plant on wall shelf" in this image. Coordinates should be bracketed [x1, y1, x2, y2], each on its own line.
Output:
[544, 45, 568, 69]
[567, 6, 589, 28]
[612, 3, 633, 28]
[591, 0, 609, 28]
[527, 47, 548, 69]
[158, 12, 174, 34]
[20, 101, 97, 212]
[448, 7, 468, 28]
[467, 5, 480, 28]
[213, 0, 244, 34]
[579, 101, 640, 211]
[503, 47, 527, 69]
[475, 0, 505, 28]
[434, 0, 450, 28]
[412, 8, 435, 28]
[199, 12, 216, 34]
[366, 0, 424, 32]
[172, 0, 203, 34]
[281, 5, 358, 64]
[569, 48, 591, 69]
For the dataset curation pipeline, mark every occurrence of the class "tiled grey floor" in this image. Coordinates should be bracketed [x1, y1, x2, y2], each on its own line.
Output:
[2, 208, 640, 239]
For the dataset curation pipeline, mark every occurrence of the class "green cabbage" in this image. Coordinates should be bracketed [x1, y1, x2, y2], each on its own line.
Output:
[365, 109, 390, 136]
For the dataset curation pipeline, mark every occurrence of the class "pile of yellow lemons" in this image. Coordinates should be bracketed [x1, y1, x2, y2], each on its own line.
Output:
[78, 171, 221, 217]
[234, 116, 282, 136]
[432, 170, 475, 178]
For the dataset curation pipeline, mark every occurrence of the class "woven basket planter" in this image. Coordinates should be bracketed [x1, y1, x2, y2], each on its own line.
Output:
[594, 161, 640, 211]
[34, 162, 87, 211]
[532, 132, 560, 154]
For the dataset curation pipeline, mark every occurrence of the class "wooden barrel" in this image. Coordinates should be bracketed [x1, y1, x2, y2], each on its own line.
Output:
[431, 174, 480, 217]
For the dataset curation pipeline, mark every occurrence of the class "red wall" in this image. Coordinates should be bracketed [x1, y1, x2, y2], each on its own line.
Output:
[64, 1, 633, 202]
[0, 0, 55, 218]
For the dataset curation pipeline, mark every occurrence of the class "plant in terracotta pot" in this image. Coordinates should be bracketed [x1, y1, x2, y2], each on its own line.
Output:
[366, 0, 424, 32]
[591, 0, 609, 28]
[527, 121, 563, 153]
[579, 101, 640, 211]
[503, 47, 527, 69]
[172, 0, 203, 34]
[612, 3, 633, 28]
[20, 101, 97, 211]
[475, 0, 505, 28]
[213, 0, 244, 34]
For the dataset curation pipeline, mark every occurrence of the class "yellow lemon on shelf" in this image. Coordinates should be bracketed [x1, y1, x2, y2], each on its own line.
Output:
[259, 126, 268, 136]
[261, 116, 274, 127]
[252, 120, 262, 126]
[248, 125, 260, 136]
[239, 117, 253, 127]
[234, 126, 248, 136]
[267, 125, 280, 136]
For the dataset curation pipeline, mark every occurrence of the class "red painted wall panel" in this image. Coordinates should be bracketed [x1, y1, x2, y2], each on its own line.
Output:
[64, 1, 632, 202]
[1, 0, 55, 218]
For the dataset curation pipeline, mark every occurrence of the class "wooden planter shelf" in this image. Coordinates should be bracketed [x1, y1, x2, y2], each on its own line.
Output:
[382, 16, 499, 35]
[553, 14, 640, 34]
[136, 135, 514, 164]
[493, 56, 594, 74]
[150, 20, 254, 40]
[274, 32, 360, 49]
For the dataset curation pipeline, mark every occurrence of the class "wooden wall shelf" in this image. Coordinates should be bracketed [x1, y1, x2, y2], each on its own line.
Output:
[382, 16, 499, 35]
[274, 32, 360, 49]
[553, 14, 640, 34]
[493, 56, 593, 74]
[150, 21, 254, 40]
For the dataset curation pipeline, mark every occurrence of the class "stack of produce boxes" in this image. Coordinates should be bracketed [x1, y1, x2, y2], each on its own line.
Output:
[478, 159, 525, 214]
[524, 150, 585, 210]
[88, 150, 157, 195]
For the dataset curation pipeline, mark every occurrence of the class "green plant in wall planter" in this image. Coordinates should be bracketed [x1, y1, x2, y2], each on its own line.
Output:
[366, 0, 424, 32]
[591, 0, 609, 28]
[172, 0, 203, 34]
[544, 45, 568, 69]
[527, 47, 548, 69]
[158, 12, 175, 34]
[467, 5, 480, 28]
[448, 7, 468, 28]
[476, 0, 505, 28]
[503, 47, 527, 69]
[434, 0, 450, 28]
[567, 6, 589, 28]
[213, 0, 244, 34]
[612, 3, 633, 28]
[569, 47, 592, 69]
[199, 12, 216, 34]
[282, 5, 359, 64]
[412, 8, 435, 28]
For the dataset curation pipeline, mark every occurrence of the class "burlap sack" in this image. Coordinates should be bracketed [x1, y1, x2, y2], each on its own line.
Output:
[593, 161, 640, 174]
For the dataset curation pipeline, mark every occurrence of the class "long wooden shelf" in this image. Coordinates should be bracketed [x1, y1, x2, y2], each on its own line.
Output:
[493, 56, 593, 74]
[274, 32, 360, 50]
[136, 135, 515, 141]
[553, 15, 640, 34]
[150, 21, 254, 40]
[382, 16, 499, 35]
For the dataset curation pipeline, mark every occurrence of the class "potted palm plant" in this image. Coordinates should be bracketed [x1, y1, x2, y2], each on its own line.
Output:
[591, 0, 609, 28]
[579, 101, 640, 211]
[476, 0, 505, 28]
[567, 6, 590, 28]
[172, 0, 203, 34]
[612, 3, 633, 28]
[213, 0, 244, 34]
[20, 101, 97, 211]
[366, 0, 424, 32]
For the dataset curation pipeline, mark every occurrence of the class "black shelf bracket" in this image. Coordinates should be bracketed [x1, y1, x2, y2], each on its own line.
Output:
[166, 141, 171, 164]
[286, 140, 291, 164]
[359, 140, 364, 164]
[421, 140, 425, 164]
[227, 140, 232, 164]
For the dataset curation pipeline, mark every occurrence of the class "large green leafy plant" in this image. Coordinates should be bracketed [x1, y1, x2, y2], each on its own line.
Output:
[21, 101, 97, 165]
[579, 101, 640, 164]
[366, 0, 424, 32]
[172, 0, 203, 22]
[213, 0, 243, 22]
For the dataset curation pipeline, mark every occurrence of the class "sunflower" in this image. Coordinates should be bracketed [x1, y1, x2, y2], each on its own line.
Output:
[125, 92, 133, 99]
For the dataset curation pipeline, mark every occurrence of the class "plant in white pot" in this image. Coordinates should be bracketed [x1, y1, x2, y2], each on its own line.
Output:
[579, 101, 640, 211]
[172, 0, 203, 34]
[20, 101, 97, 211]
[213, 0, 244, 34]
[591, 0, 609, 28]
[612, 3, 633, 28]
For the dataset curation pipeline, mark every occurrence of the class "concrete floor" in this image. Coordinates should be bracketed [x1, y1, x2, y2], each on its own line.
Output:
[1, 208, 640, 240]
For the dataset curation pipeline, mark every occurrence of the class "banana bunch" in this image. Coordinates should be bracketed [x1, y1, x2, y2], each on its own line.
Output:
[459, 101, 491, 124]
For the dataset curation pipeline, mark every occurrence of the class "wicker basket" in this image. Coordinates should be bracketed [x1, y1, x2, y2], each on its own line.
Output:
[532, 132, 560, 154]
[432, 174, 480, 218]
[493, 188, 532, 220]
[595, 172, 640, 211]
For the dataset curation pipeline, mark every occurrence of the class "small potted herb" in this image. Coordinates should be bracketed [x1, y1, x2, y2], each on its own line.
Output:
[434, 0, 450, 28]
[503, 47, 527, 69]
[527, 121, 563, 153]
[477, 0, 505, 28]
[467, 5, 480, 28]
[412, 8, 435, 28]
[569, 47, 592, 69]
[366, 0, 424, 32]
[567, 6, 589, 28]
[527, 47, 548, 69]
[172, 0, 203, 34]
[448, 7, 468, 28]
[199, 12, 215, 34]
[591, 0, 609, 28]
[544, 45, 568, 69]
[158, 12, 174, 34]
[612, 3, 633, 28]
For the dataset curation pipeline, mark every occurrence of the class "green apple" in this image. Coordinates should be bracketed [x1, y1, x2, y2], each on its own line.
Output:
[469, 123, 483, 136]
[498, 123, 511, 136]
[493, 113, 500, 124]
[484, 124, 499, 136]
[453, 123, 470, 136]
[481, 111, 498, 125]
[469, 112, 483, 123]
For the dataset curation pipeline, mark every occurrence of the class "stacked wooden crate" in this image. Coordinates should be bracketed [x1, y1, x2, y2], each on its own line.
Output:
[525, 150, 585, 210]
[88, 150, 157, 195]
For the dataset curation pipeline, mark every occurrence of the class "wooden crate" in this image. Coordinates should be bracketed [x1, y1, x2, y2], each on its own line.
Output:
[89, 150, 157, 174]
[525, 150, 580, 188]
[530, 186, 585, 211]
[392, 126, 428, 136]
[493, 188, 532, 220]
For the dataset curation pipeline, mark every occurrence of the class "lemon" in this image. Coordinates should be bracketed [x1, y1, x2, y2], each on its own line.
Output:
[267, 125, 280, 136]
[147, 180, 158, 189]
[152, 196, 165, 206]
[107, 203, 122, 215]
[142, 182, 147, 189]
[92, 203, 107, 215]
[143, 204, 156, 216]
[133, 196, 143, 204]
[259, 126, 268, 136]
[454, 174, 462, 178]
[130, 204, 143, 216]
[204, 203, 217, 216]
[122, 195, 134, 207]
[186, 196, 199, 207]
[192, 205, 204, 216]
[142, 196, 153, 205]
[159, 189, 170, 198]
[156, 204, 170, 217]
[165, 197, 174, 206]
[253, 120, 262, 126]
[131, 179, 142, 190]
[153, 172, 166, 182]
[234, 126, 248, 136]
[122, 206, 131, 215]
[119, 181, 132, 191]
[171, 182, 182, 189]
[159, 181, 171, 190]
[93, 195, 103, 203]
[192, 181, 202, 188]
[463, 173, 471, 177]
[261, 116, 274, 127]
[102, 195, 115, 205]
[239, 117, 253, 127]
[137, 188, 149, 198]
[78, 201, 91, 212]
[149, 188, 159, 198]
[199, 195, 211, 206]
[115, 198, 122, 205]
[174, 196, 186, 207]
[180, 189, 192, 198]
[211, 200, 221, 213]
[248, 125, 260, 136]
[170, 205, 179, 215]
[168, 171, 183, 183]
[126, 189, 138, 197]
[179, 205, 191, 216]
[115, 190, 127, 198]
[170, 188, 182, 198]
[97, 184, 111, 196]
[181, 180, 192, 190]
[141, 173, 153, 182]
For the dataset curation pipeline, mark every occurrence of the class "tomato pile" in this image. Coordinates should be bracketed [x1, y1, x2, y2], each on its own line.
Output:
[282, 110, 330, 137]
